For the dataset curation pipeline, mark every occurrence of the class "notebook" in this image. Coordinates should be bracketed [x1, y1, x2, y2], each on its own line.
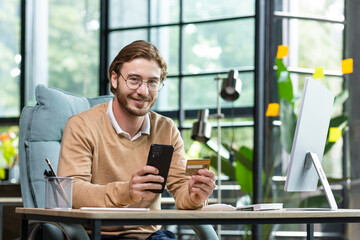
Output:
[80, 207, 150, 212]
[202, 203, 283, 211]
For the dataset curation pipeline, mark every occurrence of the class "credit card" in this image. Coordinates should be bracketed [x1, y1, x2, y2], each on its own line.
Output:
[185, 159, 211, 176]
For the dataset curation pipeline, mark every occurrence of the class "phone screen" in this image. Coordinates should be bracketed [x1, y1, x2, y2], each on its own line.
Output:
[146, 144, 174, 193]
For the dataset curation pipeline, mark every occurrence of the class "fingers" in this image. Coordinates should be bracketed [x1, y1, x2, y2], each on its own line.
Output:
[129, 166, 164, 202]
[131, 177, 164, 191]
[189, 187, 212, 206]
[191, 169, 216, 188]
[190, 180, 214, 195]
[132, 166, 164, 186]
[130, 188, 156, 201]
[197, 168, 216, 180]
[188, 169, 216, 205]
[135, 165, 160, 176]
[132, 171, 164, 185]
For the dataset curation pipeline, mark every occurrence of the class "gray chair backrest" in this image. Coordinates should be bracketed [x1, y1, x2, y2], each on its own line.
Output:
[19, 84, 112, 208]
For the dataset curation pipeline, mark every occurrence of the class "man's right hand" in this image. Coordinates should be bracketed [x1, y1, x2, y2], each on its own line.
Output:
[129, 165, 164, 203]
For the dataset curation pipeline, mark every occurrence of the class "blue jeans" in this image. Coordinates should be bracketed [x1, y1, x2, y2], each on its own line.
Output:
[146, 229, 176, 240]
[101, 229, 176, 240]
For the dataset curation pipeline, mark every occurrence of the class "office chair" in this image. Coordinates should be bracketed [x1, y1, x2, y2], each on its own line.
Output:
[18, 84, 218, 240]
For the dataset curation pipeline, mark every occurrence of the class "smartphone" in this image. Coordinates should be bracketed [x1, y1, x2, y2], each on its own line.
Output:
[146, 144, 174, 193]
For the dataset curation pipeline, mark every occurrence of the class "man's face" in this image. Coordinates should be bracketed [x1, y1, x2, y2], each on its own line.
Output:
[111, 58, 161, 117]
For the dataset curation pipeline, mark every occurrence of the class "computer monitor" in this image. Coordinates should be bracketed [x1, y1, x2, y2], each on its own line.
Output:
[284, 77, 337, 210]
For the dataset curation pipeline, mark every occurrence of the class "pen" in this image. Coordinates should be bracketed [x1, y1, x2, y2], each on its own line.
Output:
[45, 158, 71, 206]
[45, 158, 57, 177]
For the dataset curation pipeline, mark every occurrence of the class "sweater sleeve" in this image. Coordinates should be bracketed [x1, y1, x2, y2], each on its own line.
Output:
[57, 115, 135, 208]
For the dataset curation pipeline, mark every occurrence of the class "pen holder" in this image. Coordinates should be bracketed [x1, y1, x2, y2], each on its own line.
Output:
[45, 176, 73, 209]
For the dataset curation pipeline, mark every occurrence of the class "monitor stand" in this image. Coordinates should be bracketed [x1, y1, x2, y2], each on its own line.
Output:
[304, 152, 338, 210]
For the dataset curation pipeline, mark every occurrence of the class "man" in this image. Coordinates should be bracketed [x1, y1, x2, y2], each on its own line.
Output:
[58, 40, 216, 239]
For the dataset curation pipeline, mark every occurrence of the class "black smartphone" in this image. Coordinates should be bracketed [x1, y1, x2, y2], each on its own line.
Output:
[146, 144, 174, 193]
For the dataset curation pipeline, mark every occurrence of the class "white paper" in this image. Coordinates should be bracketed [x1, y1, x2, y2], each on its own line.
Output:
[80, 207, 150, 212]
[202, 203, 283, 211]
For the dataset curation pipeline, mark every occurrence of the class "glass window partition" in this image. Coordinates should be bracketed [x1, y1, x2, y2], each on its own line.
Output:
[0, 1, 21, 118]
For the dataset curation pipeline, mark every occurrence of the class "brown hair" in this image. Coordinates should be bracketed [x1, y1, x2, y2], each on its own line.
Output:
[108, 40, 168, 94]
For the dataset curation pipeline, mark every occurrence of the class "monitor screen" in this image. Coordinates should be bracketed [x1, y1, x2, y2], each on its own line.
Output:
[284, 77, 334, 192]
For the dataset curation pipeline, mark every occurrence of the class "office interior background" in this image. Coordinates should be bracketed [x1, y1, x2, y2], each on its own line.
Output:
[1, 0, 360, 239]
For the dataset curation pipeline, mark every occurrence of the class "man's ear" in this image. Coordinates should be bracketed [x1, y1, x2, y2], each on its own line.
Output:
[111, 71, 118, 90]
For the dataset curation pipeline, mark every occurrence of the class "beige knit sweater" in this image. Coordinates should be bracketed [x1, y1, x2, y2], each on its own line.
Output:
[58, 102, 202, 239]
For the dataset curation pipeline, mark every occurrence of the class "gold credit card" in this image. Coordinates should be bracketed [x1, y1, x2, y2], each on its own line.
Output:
[185, 159, 211, 176]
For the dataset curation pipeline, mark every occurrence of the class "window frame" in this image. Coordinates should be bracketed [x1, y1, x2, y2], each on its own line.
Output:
[99, 0, 256, 133]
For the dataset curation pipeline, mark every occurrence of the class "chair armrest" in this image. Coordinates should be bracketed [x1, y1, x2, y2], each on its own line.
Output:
[188, 225, 218, 240]
[28, 221, 89, 240]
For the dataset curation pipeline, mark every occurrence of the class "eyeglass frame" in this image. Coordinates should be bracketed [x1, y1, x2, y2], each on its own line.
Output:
[118, 72, 164, 92]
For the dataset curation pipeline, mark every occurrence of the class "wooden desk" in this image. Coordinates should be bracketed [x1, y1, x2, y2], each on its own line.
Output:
[16, 207, 360, 240]
[0, 198, 22, 239]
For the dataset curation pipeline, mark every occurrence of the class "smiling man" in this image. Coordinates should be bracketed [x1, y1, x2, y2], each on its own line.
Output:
[57, 40, 215, 240]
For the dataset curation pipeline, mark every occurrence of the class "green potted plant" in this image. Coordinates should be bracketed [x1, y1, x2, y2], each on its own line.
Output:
[0, 130, 19, 181]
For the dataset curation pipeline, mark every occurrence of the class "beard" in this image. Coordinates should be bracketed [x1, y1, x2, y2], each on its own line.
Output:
[115, 83, 157, 117]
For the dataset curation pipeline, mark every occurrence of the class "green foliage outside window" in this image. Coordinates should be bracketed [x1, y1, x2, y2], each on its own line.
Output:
[0, 126, 19, 180]
[47, 0, 100, 97]
[0, 1, 21, 117]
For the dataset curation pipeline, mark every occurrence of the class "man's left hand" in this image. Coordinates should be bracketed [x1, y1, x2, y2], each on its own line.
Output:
[188, 169, 216, 205]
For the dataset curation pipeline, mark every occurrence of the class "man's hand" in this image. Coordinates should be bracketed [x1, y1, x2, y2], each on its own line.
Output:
[188, 169, 216, 205]
[129, 166, 164, 203]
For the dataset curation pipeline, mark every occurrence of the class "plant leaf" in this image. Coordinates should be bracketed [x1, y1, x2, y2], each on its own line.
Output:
[276, 58, 294, 106]
[234, 147, 254, 194]
[324, 115, 348, 154]
[0, 168, 5, 180]
[299, 194, 342, 208]
[204, 142, 236, 181]
[233, 147, 253, 171]
[279, 99, 297, 154]
[334, 89, 349, 106]
[2, 140, 16, 165]
[235, 159, 253, 194]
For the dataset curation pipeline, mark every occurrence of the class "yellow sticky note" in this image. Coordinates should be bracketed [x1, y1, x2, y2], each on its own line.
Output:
[313, 67, 324, 79]
[266, 103, 280, 117]
[276, 45, 289, 59]
[329, 127, 342, 142]
[342, 58, 353, 74]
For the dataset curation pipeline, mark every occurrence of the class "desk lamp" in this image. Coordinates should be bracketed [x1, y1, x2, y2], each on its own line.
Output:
[220, 69, 242, 101]
[191, 109, 212, 142]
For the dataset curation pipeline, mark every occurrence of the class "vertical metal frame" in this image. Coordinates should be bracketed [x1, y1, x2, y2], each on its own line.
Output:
[147, 0, 151, 40]
[254, 0, 267, 205]
[253, 0, 268, 238]
[178, 0, 184, 132]
[99, 0, 109, 95]
[341, 0, 349, 209]
[20, 0, 26, 112]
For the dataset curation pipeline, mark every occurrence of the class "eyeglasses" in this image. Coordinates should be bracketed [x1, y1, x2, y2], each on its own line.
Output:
[119, 72, 164, 92]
